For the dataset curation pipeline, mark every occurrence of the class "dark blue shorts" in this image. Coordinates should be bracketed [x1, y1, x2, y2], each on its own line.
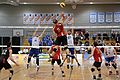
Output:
[29, 48, 39, 57]
[105, 56, 114, 63]
[69, 48, 74, 55]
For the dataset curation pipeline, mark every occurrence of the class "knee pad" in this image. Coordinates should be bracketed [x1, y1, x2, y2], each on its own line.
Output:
[105, 63, 109, 66]
[112, 63, 117, 69]
[97, 68, 101, 71]
[91, 68, 95, 72]
[53, 48, 58, 52]
[10, 70, 13, 75]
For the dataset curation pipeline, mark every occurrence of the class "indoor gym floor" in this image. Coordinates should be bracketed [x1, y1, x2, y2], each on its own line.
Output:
[0, 54, 120, 80]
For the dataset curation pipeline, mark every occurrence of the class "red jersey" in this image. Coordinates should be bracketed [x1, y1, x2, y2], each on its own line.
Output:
[53, 23, 65, 37]
[51, 46, 61, 60]
[93, 47, 102, 62]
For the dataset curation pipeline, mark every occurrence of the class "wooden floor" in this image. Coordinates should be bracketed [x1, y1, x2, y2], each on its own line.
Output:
[0, 55, 120, 80]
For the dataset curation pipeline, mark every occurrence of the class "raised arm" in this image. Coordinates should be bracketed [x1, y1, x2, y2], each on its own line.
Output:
[39, 28, 47, 38]
[33, 27, 39, 36]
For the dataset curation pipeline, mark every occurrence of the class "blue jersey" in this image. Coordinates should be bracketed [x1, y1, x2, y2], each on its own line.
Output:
[28, 38, 32, 46]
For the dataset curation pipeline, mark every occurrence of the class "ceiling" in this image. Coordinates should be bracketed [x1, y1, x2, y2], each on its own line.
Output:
[19, 0, 120, 4]
[1, 0, 120, 5]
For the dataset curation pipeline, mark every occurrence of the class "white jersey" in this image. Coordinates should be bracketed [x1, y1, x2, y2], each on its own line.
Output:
[105, 47, 114, 57]
[32, 36, 40, 48]
[67, 34, 74, 46]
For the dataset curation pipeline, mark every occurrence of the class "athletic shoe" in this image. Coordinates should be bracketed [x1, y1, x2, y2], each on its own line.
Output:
[27, 63, 30, 69]
[60, 63, 63, 67]
[36, 66, 39, 72]
[9, 77, 11, 80]
[116, 71, 119, 78]
[67, 65, 69, 69]
[93, 75, 96, 80]
[78, 63, 80, 67]
[109, 71, 112, 75]
[71, 65, 73, 70]
[52, 72, 54, 75]
[62, 74, 65, 77]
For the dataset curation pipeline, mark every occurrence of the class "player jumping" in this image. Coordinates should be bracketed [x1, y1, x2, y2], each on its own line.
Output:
[27, 27, 46, 72]
[104, 42, 119, 77]
[61, 29, 80, 69]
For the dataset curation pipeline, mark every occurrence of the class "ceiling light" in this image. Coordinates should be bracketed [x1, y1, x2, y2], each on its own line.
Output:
[23, 2, 27, 4]
[57, 2, 60, 4]
[90, 2, 93, 4]
[10, 0, 14, 3]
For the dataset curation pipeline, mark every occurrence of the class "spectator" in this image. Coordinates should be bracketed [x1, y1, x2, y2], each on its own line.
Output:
[116, 32, 120, 43]
[92, 32, 97, 40]
[80, 32, 84, 40]
[97, 32, 102, 40]
[103, 32, 108, 40]
[84, 31, 89, 40]
[111, 31, 116, 40]
[74, 31, 80, 45]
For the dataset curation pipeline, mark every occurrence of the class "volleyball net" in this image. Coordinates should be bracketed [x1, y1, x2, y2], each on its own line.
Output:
[0, 45, 120, 48]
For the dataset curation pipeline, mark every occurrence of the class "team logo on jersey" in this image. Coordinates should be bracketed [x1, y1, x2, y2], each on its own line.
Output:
[68, 36, 71, 39]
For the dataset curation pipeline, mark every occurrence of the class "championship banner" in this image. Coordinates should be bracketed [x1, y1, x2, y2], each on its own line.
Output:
[23, 13, 74, 25]
[28, 14, 34, 24]
[66, 13, 74, 25]
[40, 13, 46, 25]
[106, 12, 113, 23]
[98, 12, 105, 23]
[114, 12, 120, 23]
[23, 13, 29, 24]
[45, 13, 52, 24]
[89, 12, 97, 23]
[34, 13, 40, 25]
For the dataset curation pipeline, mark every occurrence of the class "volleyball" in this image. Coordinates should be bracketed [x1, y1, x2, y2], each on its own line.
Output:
[60, 2, 66, 8]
